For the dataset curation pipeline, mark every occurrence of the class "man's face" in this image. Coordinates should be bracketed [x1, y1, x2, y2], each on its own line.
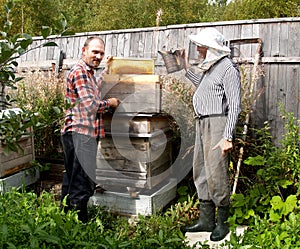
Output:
[82, 39, 105, 68]
[196, 45, 208, 59]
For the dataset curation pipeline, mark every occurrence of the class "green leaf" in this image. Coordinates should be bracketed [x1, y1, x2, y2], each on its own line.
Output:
[145, 238, 159, 244]
[20, 39, 32, 49]
[52, 106, 61, 114]
[278, 179, 293, 188]
[244, 155, 265, 166]
[270, 196, 284, 210]
[4, 5, 10, 14]
[283, 195, 297, 215]
[42, 42, 57, 47]
[269, 209, 281, 222]
[41, 26, 52, 39]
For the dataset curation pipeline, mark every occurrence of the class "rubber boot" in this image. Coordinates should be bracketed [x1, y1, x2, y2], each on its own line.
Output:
[181, 201, 216, 233]
[77, 204, 88, 223]
[210, 205, 230, 241]
[68, 202, 89, 223]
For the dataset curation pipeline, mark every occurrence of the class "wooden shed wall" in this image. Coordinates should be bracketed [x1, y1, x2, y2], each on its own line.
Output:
[16, 17, 300, 142]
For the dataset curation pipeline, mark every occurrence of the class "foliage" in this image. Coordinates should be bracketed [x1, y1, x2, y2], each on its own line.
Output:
[0, 188, 197, 249]
[0, 0, 57, 153]
[223, 0, 300, 21]
[227, 196, 300, 248]
[1, 0, 299, 36]
[229, 107, 300, 225]
[12, 70, 65, 158]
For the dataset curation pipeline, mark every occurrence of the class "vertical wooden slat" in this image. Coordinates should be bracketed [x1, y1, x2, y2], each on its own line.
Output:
[144, 31, 154, 58]
[116, 33, 125, 57]
[123, 33, 131, 57]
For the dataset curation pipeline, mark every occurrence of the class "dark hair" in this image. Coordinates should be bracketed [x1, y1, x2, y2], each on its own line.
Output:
[84, 37, 105, 47]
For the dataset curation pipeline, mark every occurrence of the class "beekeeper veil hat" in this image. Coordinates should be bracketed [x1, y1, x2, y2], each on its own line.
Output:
[189, 27, 231, 53]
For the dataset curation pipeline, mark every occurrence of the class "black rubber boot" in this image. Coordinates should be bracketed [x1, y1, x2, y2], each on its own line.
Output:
[210, 205, 230, 241]
[67, 202, 89, 223]
[77, 204, 88, 223]
[181, 201, 216, 233]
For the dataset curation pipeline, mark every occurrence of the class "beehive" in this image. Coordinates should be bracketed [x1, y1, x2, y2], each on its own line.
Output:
[102, 74, 162, 113]
[96, 114, 173, 190]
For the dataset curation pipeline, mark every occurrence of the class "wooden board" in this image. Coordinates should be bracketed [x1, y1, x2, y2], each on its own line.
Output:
[102, 74, 162, 113]
[0, 135, 35, 177]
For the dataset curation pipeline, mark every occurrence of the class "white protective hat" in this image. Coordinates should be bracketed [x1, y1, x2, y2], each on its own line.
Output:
[189, 27, 231, 53]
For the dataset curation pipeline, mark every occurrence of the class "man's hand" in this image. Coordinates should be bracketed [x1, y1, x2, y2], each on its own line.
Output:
[103, 56, 114, 74]
[212, 138, 233, 156]
[108, 97, 120, 109]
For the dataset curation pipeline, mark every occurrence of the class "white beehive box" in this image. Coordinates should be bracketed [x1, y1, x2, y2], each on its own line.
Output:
[90, 178, 177, 216]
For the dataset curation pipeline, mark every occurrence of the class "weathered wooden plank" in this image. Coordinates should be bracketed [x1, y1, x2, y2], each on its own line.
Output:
[105, 34, 114, 56]
[97, 149, 171, 173]
[0, 144, 33, 164]
[129, 32, 140, 57]
[285, 65, 299, 118]
[234, 57, 300, 64]
[98, 137, 169, 161]
[122, 33, 131, 57]
[143, 31, 153, 58]
[116, 33, 126, 57]
[111, 33, 119, 56]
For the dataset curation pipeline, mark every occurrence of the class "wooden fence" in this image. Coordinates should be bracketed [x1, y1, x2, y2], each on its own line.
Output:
[16, 17, 300, 142]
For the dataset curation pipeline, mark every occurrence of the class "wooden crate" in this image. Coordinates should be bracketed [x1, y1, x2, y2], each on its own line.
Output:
[108, 57, 155, 75]
[102, 74, 162, 113]
[96, 131, 173, 190]
[89, 178, 177, 216]
[0, 134, 35, 177]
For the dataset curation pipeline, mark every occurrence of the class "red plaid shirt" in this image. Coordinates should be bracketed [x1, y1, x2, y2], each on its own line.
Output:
[61, 59, 110, 138]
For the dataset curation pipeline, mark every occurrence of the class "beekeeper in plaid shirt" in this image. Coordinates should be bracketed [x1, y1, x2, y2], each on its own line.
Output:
[60, 37, 119, 222]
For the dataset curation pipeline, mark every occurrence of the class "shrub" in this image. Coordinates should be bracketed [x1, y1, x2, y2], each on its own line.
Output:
[13, 69, 65, 158]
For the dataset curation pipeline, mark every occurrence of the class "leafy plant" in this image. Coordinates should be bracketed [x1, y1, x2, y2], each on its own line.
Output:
[230, 107, 300, 223]
[13, 70, 65, 158]
[0, 0, 58, 154]
[0, 188, 198, 249]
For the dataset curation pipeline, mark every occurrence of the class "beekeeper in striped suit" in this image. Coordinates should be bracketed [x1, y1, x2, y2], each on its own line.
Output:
[181, 27, 241, 242]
